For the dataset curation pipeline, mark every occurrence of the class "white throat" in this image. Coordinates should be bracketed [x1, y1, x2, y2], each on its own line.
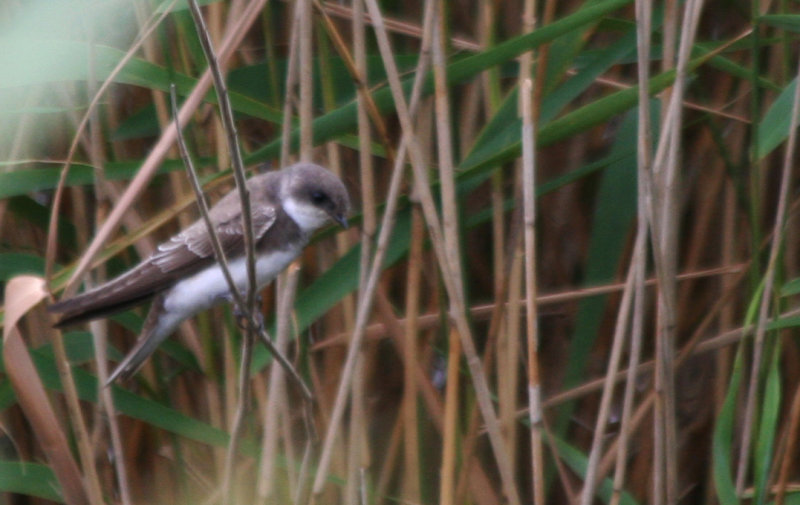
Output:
[283, 197, 329, 232]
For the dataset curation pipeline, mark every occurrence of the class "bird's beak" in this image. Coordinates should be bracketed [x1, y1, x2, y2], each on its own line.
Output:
[333, 214, 349, 229]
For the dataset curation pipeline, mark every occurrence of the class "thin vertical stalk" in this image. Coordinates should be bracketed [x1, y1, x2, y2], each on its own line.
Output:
[310, 7, 435, 491]
[433, 0, 463, 295]
[647, 0, 705, 502]
[311, 0, 397, 160]
[500, 242, 523, 478]
[49, 327, 105, 505]
[299, 0, 313, 159]
[402, 208, 424, 502]
[611, 1, 654, 502]
[652, 0, 673, 499]
[610, 202, 649, 505]
[432, 4, 467, 503]
[346, 334, 367, 505]
[353, 0, 376, 282]
[518, 0, 544, 498]
[736, 51, 800, 493]
[280, 1, 302, 167]
[774, 381, 800, 505]
[579, 237, 639, 505]
[521, 75, 545, 505]
[60, 0, 268, 295]
[45, 1, 175, 289]
[84, 19, 132, 504]
[186, 2, 298, 501]
[361, 1, 520, 501]
[256, 266, 300, 503]
[439, 328, 462, 505]
[347, 0, 374, 503]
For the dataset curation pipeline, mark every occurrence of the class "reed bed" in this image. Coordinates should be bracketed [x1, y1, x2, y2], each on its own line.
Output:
[2, 0, 800, 504]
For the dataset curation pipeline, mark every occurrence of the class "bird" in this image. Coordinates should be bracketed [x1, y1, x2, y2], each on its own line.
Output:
[49, 162, 350, 384]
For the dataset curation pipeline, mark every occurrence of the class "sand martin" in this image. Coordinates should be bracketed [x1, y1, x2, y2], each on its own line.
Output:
[49, 162, 350, 383]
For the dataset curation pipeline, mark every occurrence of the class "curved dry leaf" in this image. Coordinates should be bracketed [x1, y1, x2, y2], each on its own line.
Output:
[2, 275, 88, 505]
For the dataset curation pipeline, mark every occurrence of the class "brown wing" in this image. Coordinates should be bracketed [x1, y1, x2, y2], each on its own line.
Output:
[152, 205, 277, 270]
[49, 206, 277, 327]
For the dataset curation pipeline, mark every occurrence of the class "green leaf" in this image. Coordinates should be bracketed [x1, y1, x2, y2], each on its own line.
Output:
[548, 434, 641, 505]
[0, 342, 230, 449]
[759, 14, 800, 32]
[713, 347, 743, 505]
[753, 341, 781, 505]
[768, 315, 800, 330]
[0, 253, 45, 281]
[247, 0, 634, 163]
[0, 461, 64, 502]
[756, 78, 798, 160]
[0, 159, 187, 200]
[780, 276, 800, 297]
[559, 106, 644, 412]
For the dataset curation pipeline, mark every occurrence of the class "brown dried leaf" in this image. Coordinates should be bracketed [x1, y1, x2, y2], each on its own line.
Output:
[2, 275, 89, 505]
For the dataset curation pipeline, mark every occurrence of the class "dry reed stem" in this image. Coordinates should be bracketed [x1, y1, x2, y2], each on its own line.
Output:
[256, 265, 300, 502]
[374, 411, 403, 498]
[712, 146, 740, 504]
[3, 278, 90, 505]
[48, 88, 109, 505]
[310, 55, 425, 503]
[500, 233, 523, 484]
[520, 74, 545, 505]
[432, 3, 468, 504]
[609, 1, 655, 501]
[370, 285, 499, 505]
[310, 0, 437, 495]
[85, 31, 132, 505]
[280, 1, 303, 167]
[183, 3, 264, 499]
[360, 1, 520, 501]
[312, 0, 396, 160]
[538, 265, 750, 410]
[774, 380, 800, 505]
[402, 208, 424, 502]
[62, 0, 268, 294]
[579, 244, 637, 505]
[736, 51, 800, 493]
[315, 265, 745, 351]
[45, 1, 176, 290]
[433, 1, 463, 296]
[348, 3, 376, 501]
[345, 344, 366, 505]
[319, 1, 480, 51]
[646, 0, 705, 501]
[41, 11, 176, 498]
[299, 0, 313, 160]
[439, 326, 462, 505]
[610, 203, 648, 505]
[48, 323, 105, 505]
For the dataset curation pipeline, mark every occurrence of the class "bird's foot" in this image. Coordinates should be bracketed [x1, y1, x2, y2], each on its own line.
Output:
[232, 294, 264, 332]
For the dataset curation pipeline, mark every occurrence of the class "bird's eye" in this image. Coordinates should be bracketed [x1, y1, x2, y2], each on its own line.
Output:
[310, 191, 328, 205]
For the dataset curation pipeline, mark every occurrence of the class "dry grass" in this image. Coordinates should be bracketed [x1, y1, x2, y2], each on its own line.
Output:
[2, 0, 800, 504]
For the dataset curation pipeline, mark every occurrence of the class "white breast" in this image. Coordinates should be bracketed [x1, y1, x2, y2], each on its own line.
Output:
[162, 248, 301, 318]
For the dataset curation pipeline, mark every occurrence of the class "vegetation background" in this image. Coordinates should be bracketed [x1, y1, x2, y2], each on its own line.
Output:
[2, 0, 800, 504]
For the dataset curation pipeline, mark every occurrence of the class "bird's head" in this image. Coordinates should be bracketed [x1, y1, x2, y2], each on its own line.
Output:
[280, 163, 351, 232]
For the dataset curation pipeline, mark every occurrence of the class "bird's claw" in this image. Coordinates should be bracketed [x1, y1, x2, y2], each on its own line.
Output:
[232, 294, 264, 332]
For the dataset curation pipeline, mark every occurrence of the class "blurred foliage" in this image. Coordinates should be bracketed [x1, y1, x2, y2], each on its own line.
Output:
[3, 0, 800, 504]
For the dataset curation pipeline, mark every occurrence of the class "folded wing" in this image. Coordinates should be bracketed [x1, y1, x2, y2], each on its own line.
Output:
[49, 205, 277, 327]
